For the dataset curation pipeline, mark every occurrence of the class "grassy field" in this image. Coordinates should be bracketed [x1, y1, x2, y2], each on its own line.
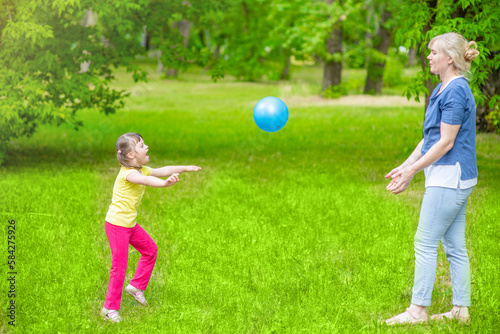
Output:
[1, 64, 499, 333]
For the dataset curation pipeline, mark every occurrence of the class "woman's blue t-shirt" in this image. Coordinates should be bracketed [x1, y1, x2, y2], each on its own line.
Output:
[421, 77, 478, 180]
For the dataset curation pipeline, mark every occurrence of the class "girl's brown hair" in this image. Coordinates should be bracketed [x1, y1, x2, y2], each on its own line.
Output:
[115, 132, 143, 169]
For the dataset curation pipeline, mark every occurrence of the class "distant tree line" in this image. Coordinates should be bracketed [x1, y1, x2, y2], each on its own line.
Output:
[1, 0, 499, 162]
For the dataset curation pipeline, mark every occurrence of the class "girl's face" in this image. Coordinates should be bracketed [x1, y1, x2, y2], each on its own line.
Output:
[132, 139, 149, 165]
[427, 41, 453, 76]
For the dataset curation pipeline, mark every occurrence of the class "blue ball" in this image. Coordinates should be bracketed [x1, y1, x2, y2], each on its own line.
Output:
[253, 97, 288, 132]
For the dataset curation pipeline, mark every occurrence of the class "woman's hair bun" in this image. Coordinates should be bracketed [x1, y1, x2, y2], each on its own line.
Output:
[464, 41, 479, 62]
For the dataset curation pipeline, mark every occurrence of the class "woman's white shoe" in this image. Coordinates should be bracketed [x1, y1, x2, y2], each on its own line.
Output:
[385, 308, 427, 325]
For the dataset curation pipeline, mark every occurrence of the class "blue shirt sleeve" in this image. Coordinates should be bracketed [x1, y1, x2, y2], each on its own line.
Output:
[440, 85, 467, 125]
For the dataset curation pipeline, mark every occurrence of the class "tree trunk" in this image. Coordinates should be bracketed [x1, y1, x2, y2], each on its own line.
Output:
[322, 24, 342, 91]
[141, 26, 150, 50]
[158, 29, 164, 73]
[447, 4, 497, 132]
[176, 19, 192, 49]
[166, 19, 192, 78]
[82, 9, 96, 27]
[322, 0, 343, 92]
[419, 48, 435, 110]
[364, 10, 391, 95]
[166, 69, 178, 78]
[79, 9, 96, 73]
[242, 2, 249, 34]
[158, 50, 164, 73]
[420, 0, 438, 111]
[281, 51, 291, 80]
[407, 46, 416, 67]
[365, 2, 374, 53]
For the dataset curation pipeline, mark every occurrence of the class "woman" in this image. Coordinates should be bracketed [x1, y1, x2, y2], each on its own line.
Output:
[384, 32, 479, 325]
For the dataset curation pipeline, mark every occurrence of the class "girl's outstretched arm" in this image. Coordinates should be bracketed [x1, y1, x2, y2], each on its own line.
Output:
[150, 165, 201, 177]
[127, 171, 180, 188]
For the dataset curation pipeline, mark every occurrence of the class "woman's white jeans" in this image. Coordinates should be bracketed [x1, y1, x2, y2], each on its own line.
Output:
[412, 186, 474, 307]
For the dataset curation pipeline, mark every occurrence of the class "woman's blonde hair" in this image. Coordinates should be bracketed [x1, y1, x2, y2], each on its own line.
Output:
[115, 132, 143, 169]
[429, 32, 479, 80]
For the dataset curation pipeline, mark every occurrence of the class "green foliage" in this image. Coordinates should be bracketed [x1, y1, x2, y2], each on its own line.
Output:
[197, 0, 367, 85]
[321, 83, 348, 99]
[383, 52, 405, 88]
[486, 108, 500, 133]
[364, 49, 388, 89]
[344, 43, 367, 69]
[215, 0, 288, 81]
[3, 0, 499, 165]
[141, 0, 228, 77]
[321, 77, 364, 98]
[394, 0, 500, 126]
[382, 61, 403, 88]
[279, 0, 364, 63]
[0, 0, 148, 162]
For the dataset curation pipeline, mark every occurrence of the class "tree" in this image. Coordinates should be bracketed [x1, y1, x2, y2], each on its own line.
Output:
[141, 0, 225, 78]
[363, 5, 391, 95]
[395, 0, 500, 132]
[322, 0, 344, 91]
[0, 0, 149, 163]
[206, 0, 292, 81]
[272, 0, 363, 96]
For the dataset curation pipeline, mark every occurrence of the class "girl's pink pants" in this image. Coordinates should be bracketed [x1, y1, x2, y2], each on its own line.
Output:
[104, 221, 158, 310]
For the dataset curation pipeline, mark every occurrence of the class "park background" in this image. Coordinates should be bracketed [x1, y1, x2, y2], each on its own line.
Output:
[1, 0, 499, 333]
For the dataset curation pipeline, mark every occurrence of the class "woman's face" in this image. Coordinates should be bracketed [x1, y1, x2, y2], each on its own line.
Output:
[427, 41, 453, 76]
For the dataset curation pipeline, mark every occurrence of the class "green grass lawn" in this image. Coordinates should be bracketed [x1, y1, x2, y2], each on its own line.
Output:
[1, 65, 499, 333]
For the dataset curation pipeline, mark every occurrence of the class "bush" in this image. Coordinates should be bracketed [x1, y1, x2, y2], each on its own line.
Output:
[383, 58, 404, 88]
[321, 84, 348, 99]
[486, 108, 500, 134]
[322, 78, 365, 98]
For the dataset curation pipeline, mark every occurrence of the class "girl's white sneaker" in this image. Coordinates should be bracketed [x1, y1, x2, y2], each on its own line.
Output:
[101, 308, 122, 323]
[125, 284, 148, 305]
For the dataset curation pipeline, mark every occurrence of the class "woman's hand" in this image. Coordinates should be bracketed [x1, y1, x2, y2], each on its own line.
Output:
[385, 166, 403, 180]
[386, 167, 415, 195]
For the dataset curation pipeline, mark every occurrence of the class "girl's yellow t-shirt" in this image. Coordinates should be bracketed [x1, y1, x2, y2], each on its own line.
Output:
[105, 166, 152, 228]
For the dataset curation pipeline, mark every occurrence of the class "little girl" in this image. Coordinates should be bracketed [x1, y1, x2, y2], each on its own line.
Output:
[101, 132, 201, 322]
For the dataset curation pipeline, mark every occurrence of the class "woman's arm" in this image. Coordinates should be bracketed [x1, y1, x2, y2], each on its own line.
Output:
[127, 171, 180, 188]
[385, 139, 424, 179]
[386, 122, 460, 195]
[150, 165, 201, 177]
